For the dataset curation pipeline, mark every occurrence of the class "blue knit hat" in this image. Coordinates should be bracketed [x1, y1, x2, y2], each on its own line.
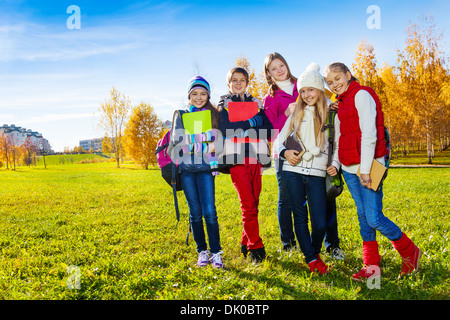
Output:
[188, 76, 211, 98]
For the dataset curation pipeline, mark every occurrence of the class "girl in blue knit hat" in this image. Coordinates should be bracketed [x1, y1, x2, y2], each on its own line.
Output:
[168, 76, 224, 268]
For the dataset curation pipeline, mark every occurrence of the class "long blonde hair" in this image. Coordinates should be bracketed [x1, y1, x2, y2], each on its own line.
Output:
[289, 90, 328, 148]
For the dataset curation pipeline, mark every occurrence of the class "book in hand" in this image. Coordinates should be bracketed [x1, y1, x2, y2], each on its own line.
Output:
[356, 159, 388, 191]
[228, 102, 259, 122]
[182, 110, 212, 134]
[283, 134, 306, 158]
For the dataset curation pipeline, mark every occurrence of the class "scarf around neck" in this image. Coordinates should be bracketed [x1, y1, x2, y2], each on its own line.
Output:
[300, 105, 321, 161]
[275, 79, 295, 95]
[189, 105, 207, 113]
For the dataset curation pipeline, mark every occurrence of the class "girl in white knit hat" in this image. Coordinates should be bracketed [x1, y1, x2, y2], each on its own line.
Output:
[274, 63, 341, 274]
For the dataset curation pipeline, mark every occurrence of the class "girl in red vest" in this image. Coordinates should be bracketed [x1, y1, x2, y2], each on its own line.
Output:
[324, 62, 422, 281]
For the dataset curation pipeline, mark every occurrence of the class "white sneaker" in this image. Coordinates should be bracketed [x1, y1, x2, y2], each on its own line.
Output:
[210, 251, 224, 269]
[197, 250, 210, 267]
[329, 247, 346, 260]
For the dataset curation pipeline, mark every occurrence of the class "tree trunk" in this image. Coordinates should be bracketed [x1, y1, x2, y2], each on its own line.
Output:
[426, 122, 432, 165]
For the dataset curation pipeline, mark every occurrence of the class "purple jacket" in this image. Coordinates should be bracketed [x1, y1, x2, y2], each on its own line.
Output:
[263, 83, 299, 141]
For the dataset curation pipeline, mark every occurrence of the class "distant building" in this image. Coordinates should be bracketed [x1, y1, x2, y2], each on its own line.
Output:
[0, 124, 52, 152]
[163, 120, 172, 129]
[80, 138, 103, 152]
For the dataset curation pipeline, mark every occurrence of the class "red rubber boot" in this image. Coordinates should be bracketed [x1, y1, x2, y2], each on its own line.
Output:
[392, 233, 422, 275]
[351, 241, 381, 282]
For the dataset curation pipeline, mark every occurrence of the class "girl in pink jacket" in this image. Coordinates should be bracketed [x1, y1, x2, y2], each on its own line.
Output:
[263, 52, 299, 251]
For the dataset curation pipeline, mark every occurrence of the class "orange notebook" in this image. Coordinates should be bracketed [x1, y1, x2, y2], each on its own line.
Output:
[228, 102, 258, 122]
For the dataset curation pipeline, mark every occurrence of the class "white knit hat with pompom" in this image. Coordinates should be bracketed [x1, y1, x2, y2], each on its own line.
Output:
[297, 63, 325, 93]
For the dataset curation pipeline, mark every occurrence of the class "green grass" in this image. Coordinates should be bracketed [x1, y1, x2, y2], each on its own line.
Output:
[0, 162, 449, 300]
[390, 149, 450, 165]
[34, 153, 110, 167]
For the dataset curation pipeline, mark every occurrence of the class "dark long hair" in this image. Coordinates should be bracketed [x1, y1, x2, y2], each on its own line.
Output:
[202, 100, 220, 129]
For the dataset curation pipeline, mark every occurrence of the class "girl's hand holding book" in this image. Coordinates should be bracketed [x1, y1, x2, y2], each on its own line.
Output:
[285, 150, 302, 166]
[359, 173, 372, 189]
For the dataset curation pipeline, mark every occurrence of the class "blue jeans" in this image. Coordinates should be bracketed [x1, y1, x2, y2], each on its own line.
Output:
[281, 171, 327, 263]
[276, 170, 296, 247]
[342, 170, 402, 242]
[180, 171, 221, 254]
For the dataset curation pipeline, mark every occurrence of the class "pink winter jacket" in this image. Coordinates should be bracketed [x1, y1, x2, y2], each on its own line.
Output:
[263, 83, 299, 141]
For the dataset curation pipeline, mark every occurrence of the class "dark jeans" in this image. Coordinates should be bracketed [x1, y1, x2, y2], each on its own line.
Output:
[324, 197, 340, 251]
[276, 170, 296, 247]
[281, 171, 327, 263]
[277, 170, 340, 251]
[180, 171, 221, 254]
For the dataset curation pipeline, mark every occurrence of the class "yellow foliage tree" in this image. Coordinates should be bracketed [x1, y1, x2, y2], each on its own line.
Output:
[123, 102, 164, 169]
[396, 15, 448, 162]
[439, 76, 450, 150]
[352, 40, 380, 91]
[235, 56, 268, 101]
[377, 63, 416, 156]
[0, 133, 10, 169]
[98, 87, 131, 168]
[351, 17, 450, 160]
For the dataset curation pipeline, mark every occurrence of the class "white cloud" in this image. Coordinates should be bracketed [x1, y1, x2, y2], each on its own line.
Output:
[0, 21, 160, 62]
[16, 113, 94, 125]
[0, 114, 14, 122]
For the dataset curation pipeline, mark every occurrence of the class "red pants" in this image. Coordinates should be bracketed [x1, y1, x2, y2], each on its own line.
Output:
[230, 162, 263, 250]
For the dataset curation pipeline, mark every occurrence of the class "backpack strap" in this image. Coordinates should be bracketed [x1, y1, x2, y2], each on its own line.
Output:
[170, 110, 192, 245]
[170, 110, 182, 225]
[326, 110, 337, 167]
[172, 160, 180, 225]
[324, 110, 344, 189]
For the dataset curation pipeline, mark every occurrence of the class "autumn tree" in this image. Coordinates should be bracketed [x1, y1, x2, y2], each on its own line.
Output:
[396, 15, 448, 163]
[98, 87, 131, 168]
[352, 40, 403, 155]
[352, 40, 380, 91]
[22, 137, 39, 166]
[439, 75, 450, 149]
[3, 134, 21, 170]
[352, 19, 449, 161]
[123, 102, 164, 169]
[235, 56, 269, 101]
[0, 133, 10, 169]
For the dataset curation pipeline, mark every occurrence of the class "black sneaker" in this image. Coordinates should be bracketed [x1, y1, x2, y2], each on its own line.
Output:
[249, 247, 266, 264]
[240, 244, 248, 258]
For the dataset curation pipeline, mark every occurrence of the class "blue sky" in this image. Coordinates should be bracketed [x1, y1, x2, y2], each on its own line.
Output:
[1, 0, 449, 152]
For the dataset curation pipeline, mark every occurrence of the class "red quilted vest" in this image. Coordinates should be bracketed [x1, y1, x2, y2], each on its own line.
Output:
[337, 81, 387, 166]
